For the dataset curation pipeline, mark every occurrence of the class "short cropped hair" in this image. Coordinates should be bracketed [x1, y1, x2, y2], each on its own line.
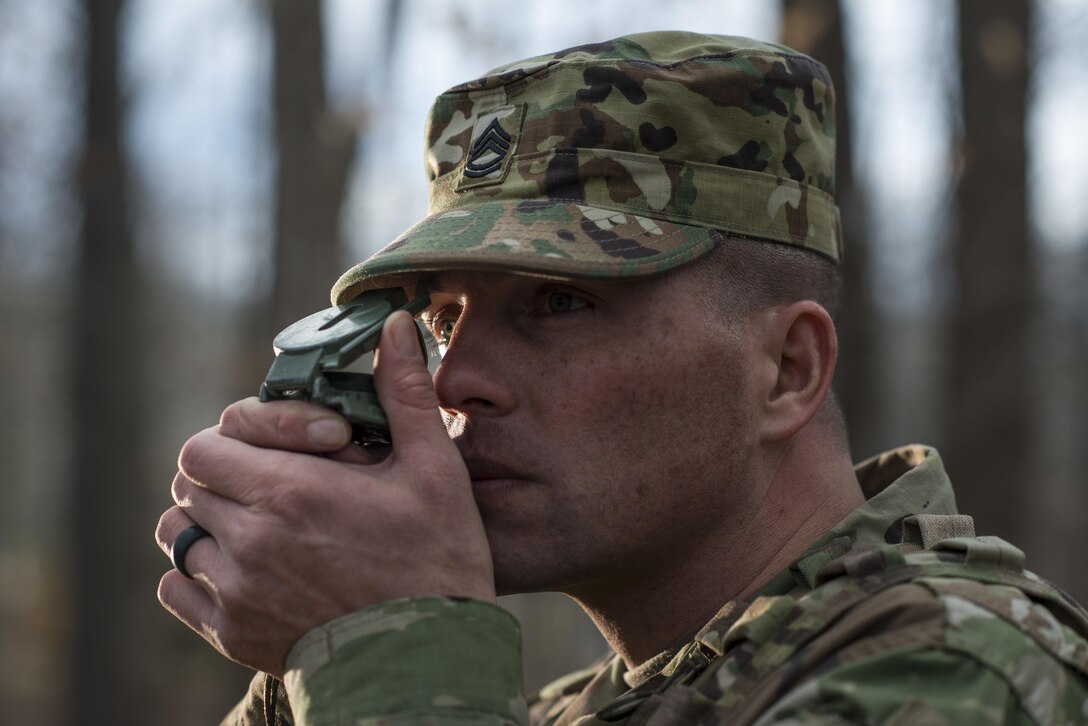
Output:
[692, 231, 844, 324]
[690, 231, 849, 440]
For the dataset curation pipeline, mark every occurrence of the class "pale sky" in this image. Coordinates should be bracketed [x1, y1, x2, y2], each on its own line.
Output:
[0, 0, 1085, 313]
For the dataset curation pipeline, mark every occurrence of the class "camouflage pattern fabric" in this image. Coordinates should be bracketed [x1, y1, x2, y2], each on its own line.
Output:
[222, 446, 1088, 725]
[222, 597, 525, 726]
[221, 673, 291, 726]
[331, 31, 842, 305]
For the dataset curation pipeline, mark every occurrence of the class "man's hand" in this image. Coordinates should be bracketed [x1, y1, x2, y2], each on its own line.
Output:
[155, 311, 495, 676]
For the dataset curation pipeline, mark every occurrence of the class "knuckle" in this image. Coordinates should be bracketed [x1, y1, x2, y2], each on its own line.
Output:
[217, 579, 263, 633]
[214, 621, 243, 659]
[220, 398, 267, 443]
[227, 399, 315, 449]
[216, 574, 247, 613]
[157, 572, 181, 609]
[258, 456, 326, 520]
[262, 478, 308, 523]
[177, 430, 212, 479]
[229, 526, 263, 570]
[177, 437, 197, 476]
[154, 509, 175, 553]
[218, 402, 244, 438]
[170, 472, 191, 506]
[271, 408, 294, 445]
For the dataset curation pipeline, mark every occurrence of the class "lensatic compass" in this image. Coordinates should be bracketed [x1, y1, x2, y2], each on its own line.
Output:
[259, 288, 430, 445]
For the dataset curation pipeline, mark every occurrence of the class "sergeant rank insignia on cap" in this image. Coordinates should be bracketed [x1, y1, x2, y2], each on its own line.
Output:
[457, 104, 525, 190]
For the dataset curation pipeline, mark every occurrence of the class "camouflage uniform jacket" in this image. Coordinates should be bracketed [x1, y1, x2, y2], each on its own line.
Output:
[222, 446, 1088, 725]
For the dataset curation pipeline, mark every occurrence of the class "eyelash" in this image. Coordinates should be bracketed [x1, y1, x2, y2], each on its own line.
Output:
[431, 313, 457, 344]
[421, 289, 593, 347]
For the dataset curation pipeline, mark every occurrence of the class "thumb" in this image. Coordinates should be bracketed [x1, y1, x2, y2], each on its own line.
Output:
[373, 311, 457, 465]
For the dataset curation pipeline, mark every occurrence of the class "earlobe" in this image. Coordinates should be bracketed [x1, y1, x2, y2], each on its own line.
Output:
[760, 302, 837, 442]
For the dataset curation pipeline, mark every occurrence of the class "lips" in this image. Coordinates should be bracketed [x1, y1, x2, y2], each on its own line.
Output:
[453, 424, 537, 485]
[462, 457, 526, 482]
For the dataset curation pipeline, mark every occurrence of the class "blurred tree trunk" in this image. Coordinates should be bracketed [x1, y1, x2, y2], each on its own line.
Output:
[267, 0, 357, 339]
[780, 0, 878, 458]
[950, 0, 1032, 542]
[240, 0, 402, 390]
[237, 0, 359, 392]
[70, 0, 147, 723]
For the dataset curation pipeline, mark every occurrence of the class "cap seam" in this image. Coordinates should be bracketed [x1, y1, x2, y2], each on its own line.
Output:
[604, 48, 826, 73]
[444, 47, 825, 97]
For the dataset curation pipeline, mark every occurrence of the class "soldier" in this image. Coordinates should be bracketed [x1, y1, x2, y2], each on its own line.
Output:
[156, 32, 1088, 724]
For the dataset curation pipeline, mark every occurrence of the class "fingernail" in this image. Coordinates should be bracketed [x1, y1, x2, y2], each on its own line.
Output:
[307, 418, 348, 447]
[387, 312, 419, 358]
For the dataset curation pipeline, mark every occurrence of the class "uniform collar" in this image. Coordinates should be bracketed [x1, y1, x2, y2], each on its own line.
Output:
[777, 444, 957, 593]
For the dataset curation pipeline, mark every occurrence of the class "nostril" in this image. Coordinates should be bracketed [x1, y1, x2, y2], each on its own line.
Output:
[440, 397, 496, 417]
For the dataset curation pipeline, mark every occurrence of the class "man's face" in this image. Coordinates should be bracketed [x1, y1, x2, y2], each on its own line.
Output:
[418, 265, 765, 597]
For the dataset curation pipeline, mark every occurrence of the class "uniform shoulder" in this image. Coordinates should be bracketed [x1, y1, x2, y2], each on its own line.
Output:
[769, 537, 1088, 724]
[756, 573, 1088, 725]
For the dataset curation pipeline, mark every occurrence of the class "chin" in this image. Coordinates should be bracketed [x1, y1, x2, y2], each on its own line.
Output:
[490, 557, 561, 597]
[491, 556, 591, 597]
[491, 568, 542, 597]
[484, 524, 587, 595]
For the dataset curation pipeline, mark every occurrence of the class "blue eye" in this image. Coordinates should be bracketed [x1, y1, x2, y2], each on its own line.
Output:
[433, 317, 455, 342]
[545, 292, 588, 313]
[423, 308, 458, 346]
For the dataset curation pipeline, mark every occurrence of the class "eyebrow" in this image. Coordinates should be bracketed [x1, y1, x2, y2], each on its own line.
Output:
[414, 272, 446, 301]
[414, 271, 505, 299]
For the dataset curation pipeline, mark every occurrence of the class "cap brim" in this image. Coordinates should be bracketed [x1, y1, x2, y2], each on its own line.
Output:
[331, 199, 717, 304]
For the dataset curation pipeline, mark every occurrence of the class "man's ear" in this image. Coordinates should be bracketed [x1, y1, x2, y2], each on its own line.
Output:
[754, 301, 837, 442]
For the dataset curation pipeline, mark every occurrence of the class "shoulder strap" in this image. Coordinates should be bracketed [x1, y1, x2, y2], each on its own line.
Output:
[902, 513, 975, 549]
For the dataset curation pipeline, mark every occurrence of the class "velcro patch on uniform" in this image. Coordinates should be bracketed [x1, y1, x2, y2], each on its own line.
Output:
[457, 104, 525, 191]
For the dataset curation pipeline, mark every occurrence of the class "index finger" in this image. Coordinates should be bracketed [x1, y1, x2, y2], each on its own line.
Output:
[177, 424, 353, 507]
[219, 397, 351, 453]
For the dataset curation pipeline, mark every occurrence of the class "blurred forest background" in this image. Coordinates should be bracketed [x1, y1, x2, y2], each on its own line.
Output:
[1, 0, 1086, 723]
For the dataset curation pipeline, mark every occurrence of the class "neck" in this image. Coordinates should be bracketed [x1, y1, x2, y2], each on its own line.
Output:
[566, 436, 863, 668]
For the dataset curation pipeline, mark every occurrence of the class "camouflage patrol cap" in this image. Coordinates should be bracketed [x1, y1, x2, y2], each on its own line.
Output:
[332, 31, 842, 304]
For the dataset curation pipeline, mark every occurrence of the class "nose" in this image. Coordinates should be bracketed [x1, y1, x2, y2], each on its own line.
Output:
[432, 311, 518, 419]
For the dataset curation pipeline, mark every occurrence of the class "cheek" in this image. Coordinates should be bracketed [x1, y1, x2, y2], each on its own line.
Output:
[532, 340, 744, 473]
[547, 348, 646, 420]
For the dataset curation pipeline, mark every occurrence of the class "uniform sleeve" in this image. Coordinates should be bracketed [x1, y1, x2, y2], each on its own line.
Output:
[280, 596, 528, 726]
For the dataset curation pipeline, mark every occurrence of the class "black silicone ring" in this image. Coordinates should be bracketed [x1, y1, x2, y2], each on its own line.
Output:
[171, 524, 212, 579]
